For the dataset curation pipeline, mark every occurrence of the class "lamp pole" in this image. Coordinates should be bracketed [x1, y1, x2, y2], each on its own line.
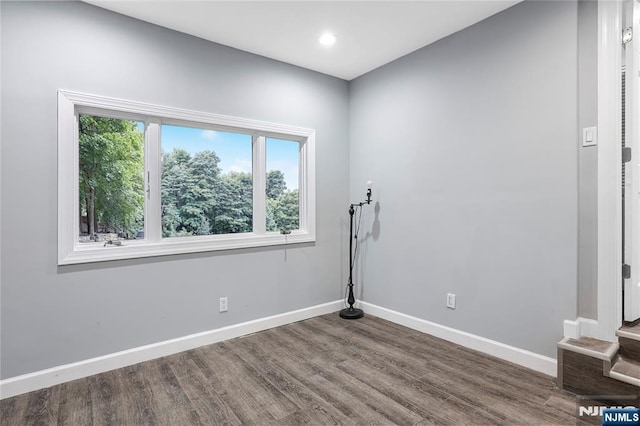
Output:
[339, 186, 372, 320]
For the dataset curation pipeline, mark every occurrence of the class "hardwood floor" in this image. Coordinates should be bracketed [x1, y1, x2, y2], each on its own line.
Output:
[1, 314, 587, 425]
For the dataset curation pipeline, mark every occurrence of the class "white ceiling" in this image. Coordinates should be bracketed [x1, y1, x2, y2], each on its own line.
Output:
[85, 1, 521, 81]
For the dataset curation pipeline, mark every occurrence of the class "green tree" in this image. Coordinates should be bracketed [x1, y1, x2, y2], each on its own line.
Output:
[161, 202, 182, 237]
[266, 170, 287, 199]
[267, 189, 299, 232]
[160, 149, 295, 236]
[161, 148, 222, 237]
[79, 121, 297, 240]
[79, 115, 144, 238]
[213, 171, 252, 234]
[161, 148, 191, 236]
[265, 172, 299, 232]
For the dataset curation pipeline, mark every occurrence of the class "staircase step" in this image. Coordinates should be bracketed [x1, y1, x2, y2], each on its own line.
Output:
[609, 356, 640, 387]
[558, 337, 618, 361]
[617, 323, 640, 342]
[619, 336, 640, 361]
[558, 337, 639, 406]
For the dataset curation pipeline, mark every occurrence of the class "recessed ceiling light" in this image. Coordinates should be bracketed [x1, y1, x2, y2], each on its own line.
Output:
[319, 33, 337, 46]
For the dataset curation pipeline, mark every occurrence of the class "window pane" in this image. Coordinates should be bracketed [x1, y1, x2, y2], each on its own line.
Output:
[161, 125, 253, 237]
[78, 115, 145, 243]
[266, 137, 300, 232]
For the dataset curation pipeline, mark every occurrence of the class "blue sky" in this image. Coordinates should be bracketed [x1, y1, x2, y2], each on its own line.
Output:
[160, 125, 299, 190]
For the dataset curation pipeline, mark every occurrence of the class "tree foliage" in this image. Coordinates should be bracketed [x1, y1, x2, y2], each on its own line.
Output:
[214, 171, 253, 234]
[265, 169, 299, 232]
[161, 150, 299, 236]
[79, 116, 299, 240]
[267, 188, 299, 232]
[79, 115, 144, 238]
[161, 148, 225, 236]
[161, 150, 255, 236]
[267, 170, 287, 199]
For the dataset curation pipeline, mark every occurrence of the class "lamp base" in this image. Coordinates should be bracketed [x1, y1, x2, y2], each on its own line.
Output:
[339, 307, 364, 320]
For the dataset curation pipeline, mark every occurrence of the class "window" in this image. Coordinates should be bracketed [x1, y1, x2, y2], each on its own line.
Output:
[58, 91, 316, 265]
[78, 115, 145, 243]
[160, 125, 253, 237]
[266, 137, 300, 232]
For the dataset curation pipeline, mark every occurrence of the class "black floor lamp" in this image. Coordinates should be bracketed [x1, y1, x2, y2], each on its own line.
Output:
[340, 182, 372, 320]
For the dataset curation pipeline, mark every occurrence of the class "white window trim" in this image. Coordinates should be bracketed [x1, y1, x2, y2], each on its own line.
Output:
[58, 90, 316, 265]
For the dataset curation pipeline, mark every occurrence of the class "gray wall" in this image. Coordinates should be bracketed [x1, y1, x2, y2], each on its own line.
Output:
[577, 0, 598, 320]
[349, 0, 581, 358]
[1, 0, 599, 378]
[0, 2, 349, 378]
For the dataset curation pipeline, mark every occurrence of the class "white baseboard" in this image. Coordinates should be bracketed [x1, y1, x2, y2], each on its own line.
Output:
[359, 301, 557, 377]
[1, 299, 561, 399]
[0, 300, 343, 400]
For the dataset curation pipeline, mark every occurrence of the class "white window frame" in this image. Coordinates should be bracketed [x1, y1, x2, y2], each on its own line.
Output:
[58, 90, 316, 265]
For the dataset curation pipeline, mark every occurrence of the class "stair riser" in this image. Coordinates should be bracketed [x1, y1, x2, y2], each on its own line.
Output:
[618, 336, 640, 361]
[559, 350, 640, 406]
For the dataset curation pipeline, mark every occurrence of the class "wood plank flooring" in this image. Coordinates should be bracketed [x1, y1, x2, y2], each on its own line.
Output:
[1, 314, 588, 425]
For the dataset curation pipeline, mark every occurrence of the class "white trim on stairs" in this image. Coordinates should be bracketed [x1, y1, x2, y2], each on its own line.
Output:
[563, 317, 599, 339]
[557, 337, 619, 362]
[609, 367, 640, 387]
[617, 328, 640, 341]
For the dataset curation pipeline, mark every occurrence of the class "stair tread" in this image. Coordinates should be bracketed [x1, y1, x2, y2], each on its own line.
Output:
[558, 337, 618, 361]
[610, 356, 640, 387]
[618, 323, 640, 342]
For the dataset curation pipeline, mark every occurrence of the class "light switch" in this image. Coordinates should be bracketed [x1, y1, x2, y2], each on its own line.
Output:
[583, 126, 597, 147]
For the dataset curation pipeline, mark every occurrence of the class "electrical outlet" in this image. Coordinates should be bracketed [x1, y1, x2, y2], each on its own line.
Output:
[219, 297, 228, 313]
[446, 293, 456, 309]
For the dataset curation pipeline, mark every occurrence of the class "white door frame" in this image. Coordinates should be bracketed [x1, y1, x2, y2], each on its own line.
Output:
[596, 0, 623, 342]
[623, 0, 640, 322]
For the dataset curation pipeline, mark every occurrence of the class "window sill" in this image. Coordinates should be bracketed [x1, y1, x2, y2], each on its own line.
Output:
[58, 231, 315, 265]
